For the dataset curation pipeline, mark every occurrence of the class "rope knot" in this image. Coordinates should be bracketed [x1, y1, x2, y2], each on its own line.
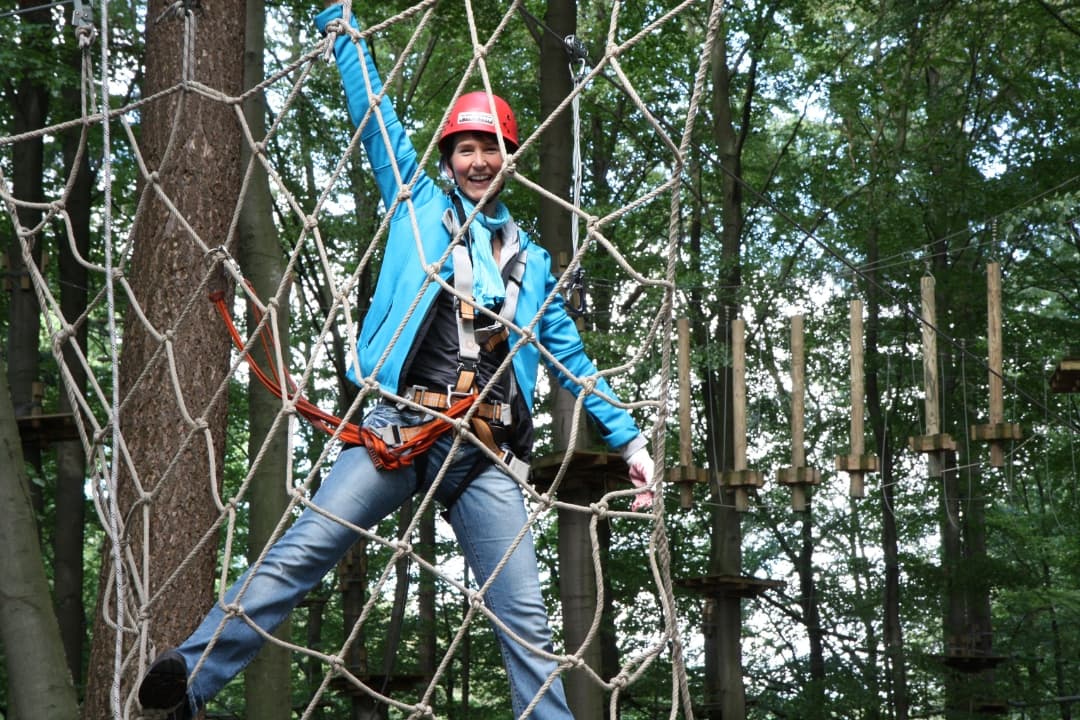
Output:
[468, 590, 484, 610]
[322, 17, 348, 36]
[77, 26, 96, 49]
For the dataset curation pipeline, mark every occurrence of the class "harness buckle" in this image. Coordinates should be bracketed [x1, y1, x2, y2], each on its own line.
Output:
[376, 425, 403, 446]
[475, 319, 504, 341]
[502, 449, 531, 484]
[400, 384, 428, 410]
[445, 385, 475, 408]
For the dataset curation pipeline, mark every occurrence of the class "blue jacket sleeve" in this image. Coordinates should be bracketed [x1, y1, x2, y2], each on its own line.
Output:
[315, 4, 433, 215]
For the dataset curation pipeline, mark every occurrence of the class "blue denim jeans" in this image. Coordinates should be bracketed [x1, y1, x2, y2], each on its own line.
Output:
[173, 403, 571, 719]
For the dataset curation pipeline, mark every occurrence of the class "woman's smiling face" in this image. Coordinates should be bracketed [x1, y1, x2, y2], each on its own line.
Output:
[448, 131, 506, 206]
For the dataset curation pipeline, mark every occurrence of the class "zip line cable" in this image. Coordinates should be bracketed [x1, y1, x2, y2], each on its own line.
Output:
[706, 147, 1080, 436]
[0, 0, 76, 19]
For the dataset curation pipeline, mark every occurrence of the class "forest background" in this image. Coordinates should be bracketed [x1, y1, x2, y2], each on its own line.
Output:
[2, 0, 1079, 719]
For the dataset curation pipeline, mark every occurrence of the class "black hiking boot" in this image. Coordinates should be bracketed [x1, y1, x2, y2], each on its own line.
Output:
[138, 649, 191, 719]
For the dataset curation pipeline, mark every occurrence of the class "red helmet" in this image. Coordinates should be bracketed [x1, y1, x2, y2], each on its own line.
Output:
[439, 91, 519, 155]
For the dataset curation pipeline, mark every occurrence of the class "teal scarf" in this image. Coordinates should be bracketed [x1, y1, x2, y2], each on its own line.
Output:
[457, 193, 510, 309]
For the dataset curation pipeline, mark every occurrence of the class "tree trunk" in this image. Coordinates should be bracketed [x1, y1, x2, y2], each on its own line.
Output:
[239, 0, 292, 715]
[798, 512, 826, 715]
[558, 483, 605, 720]
[706, 3, 749, 716]
[941, 452, 966, 718]
[5, 0, 50, 479]
[384, 499, 414, 684]
[0, 354, 80, 720]
[341, 541, 380, 720]
[81, 0, 244, 715]
[865, 228, 909, 720]
[538, 0, 609, 716]
[52, 12, 94, 687]
[418, 505, 437, 680]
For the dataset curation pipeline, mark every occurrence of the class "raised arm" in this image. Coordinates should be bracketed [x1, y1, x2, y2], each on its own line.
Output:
[315, 4, 433, 214]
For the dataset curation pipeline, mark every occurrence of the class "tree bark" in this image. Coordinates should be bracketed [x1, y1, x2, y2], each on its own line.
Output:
[558, 483, 605, 720]
[418, 506, 437, 680]
[0, 354, 80, 720]
[5, 0, 50, 479]
[706, 3, 749, 716]
[52, 9, 95, 686]
[798, 511, 826, 715]
[538, 0, 611, 716]
[865, 226, 909, 720]
[81, 0, 244, 715]
[239, 0, 292, 715]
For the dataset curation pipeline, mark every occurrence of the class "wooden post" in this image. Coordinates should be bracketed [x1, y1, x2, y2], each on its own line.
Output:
[720, 317, 764, 511]
[969, 262, 1022, 466]
[909, 277, 956, 471]
[733, 317, 747, 473]
[922, 277, 941, 462]
[668, 318, 706, 509]
[791, 315, 806, 470]
[678, 318, 693, 469]
[777, 315, 820, 511]
[835, 300, 878, 497]
[848, 306, 865, 492]
[987, 263, 1004, 466]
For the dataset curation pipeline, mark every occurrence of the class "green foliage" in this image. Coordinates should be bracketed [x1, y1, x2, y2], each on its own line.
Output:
[4, 0, 1080, 716]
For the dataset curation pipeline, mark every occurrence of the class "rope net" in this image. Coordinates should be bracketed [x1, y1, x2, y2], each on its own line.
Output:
[2, 0, 719, 716]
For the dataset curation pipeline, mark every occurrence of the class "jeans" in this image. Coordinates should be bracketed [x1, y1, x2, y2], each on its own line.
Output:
[174, 403, 572, 719]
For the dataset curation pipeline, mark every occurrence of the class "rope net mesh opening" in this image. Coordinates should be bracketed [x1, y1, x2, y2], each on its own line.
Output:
[1, 0, 720, 717]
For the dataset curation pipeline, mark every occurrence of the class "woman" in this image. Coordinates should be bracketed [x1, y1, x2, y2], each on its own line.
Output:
[137, 4, 654, 718]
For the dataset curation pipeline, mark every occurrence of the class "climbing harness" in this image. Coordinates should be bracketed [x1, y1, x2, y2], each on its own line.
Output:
[441, 191, 532, 482]
[210, 286, 472, 470]
[210, 195, 532, 482]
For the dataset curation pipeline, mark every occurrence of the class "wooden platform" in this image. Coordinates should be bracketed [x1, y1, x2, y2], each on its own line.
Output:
[939, 650, 1007, 672]
[676, 574, 784, 599]
[1050, 356, 1080, 393]
[329, 672, 427, 697]
[16, 412, 80, 446]
[530, 449, 628, 493]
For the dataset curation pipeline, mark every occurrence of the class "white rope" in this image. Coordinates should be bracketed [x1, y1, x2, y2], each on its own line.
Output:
[0, 1, 719, 717]
[93, 0, 125, 714]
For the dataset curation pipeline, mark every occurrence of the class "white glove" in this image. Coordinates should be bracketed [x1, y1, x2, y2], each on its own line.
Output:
[625, 447, 655, 511]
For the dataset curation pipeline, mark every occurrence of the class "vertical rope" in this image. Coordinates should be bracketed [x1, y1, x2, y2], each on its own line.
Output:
[95, 0, 124, 715]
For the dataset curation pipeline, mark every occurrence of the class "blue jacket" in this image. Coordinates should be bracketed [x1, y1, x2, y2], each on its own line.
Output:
[316, 5, 643, 452]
